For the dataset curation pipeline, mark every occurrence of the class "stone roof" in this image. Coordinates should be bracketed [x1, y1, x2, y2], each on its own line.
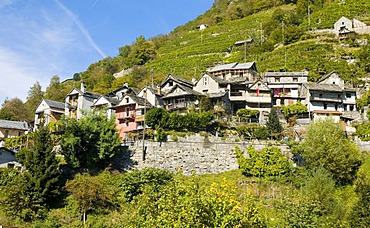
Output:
[0, 120, 29, 130]
[162, 84, 201, 99]
[160, 74, 193, 88]
[208, 91, 228, 98]
[43, 99, 65, 109]
[316, 71, 337, 83]
[306, 83, 343, 92]
[266, 71, 308, 77]
[209, 62, 256, 73]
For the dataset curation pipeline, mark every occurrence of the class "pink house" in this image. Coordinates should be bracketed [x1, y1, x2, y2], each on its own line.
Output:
[112, 92, 152, 141]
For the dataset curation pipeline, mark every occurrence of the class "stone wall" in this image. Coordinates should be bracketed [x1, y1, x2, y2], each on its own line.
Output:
[121, 134, 291, 175]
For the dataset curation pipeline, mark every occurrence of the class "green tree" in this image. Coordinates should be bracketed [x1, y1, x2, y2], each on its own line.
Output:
[301, 119, 362, 184]
[25, 81, 44, 115]
[3, 126, 60, 221]
[236, 146, 291, 179]
[266, 108, 282, 139]
[127, 35, 156, 66]
[65, 172, 115, 223]
[44, 75, 72, 102]
[145, 107, 169, 129]
[0, 97, 31, 121]
[60, 112, 121, 170]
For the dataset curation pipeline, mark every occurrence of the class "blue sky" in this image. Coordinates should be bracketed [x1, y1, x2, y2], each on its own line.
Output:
[0, 0, 214, 104]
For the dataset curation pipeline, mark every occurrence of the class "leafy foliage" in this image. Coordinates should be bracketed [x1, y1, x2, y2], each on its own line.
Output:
[301, 119, 362, 185]
[2, 126, 60, 221]
[266, 108, 282, 139]
[60, 112, 121, 170]
[236, 146, 291, 179]
[145, 108, 214, 131]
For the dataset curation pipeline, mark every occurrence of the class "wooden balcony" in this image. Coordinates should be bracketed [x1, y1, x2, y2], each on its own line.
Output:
[246, 96, 271, 103]
[117, 113, 135, 120]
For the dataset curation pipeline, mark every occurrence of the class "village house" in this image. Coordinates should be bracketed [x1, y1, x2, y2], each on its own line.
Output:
[0, 142, 22, 170]
[246, 80, 271, 123]
[193, 73, 231, 114]
[334, 16, 368, 37]
[266, 71, 308, 107]
[34, 99, 65, 130]
[0, 120, 29, 140]
[300, 72, 358, 122]
[91, 95, 119, 120]
[64, 81, 100, 119]
[112, 91, 152, 140]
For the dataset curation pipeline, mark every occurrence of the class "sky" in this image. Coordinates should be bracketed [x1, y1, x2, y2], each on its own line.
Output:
[0, 0, 214, 104]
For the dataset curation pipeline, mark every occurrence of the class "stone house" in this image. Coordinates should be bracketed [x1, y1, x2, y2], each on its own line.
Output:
[0, 120, 29, 140]
[246, 80, 272, 123]
[299, 72, 357, 122]
[161, 84, 202, 112]
[266, 71, 308, 107]
[112, 92, 152, 141]
[207, 62, 258, 81]
[91, 95, 119, 120]
[137, 86, 163, 107]
[0, 144, 22, 170]
[64, 81, 100, 119]
[193, 73, 232, 114]
[158, 74, 194, 96]
[334, 16, 368, 37]
[34, 99, 65, 130]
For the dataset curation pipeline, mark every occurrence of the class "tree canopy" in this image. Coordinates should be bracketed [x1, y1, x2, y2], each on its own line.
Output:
[300, 119, 362, 185]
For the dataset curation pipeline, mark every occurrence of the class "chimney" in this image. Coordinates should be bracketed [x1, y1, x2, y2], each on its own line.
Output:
[81, 80, 86, 93]
[124, 82, 129, 88]
[157, 85, 161, 95]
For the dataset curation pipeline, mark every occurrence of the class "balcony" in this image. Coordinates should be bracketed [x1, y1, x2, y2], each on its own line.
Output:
[246, 96, 271, 103]
[229, 91, 245, 101]
[310, 96, 342, 103]
[135, 115, 145, 122]
[117, 113, 135, 120]
[165, 102, 187, 111]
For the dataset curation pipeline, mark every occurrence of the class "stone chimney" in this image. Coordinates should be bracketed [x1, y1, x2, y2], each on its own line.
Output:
[157, 85, 161, 95]
[81, 80, 86, 93]
[124, 82, 129, 87]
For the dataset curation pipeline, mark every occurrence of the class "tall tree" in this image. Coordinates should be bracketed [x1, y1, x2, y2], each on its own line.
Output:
[266, 108, 282, 139]
[44, 75, 74, 102]
[301, 119, 361, 185]
[25, 81, 44, 114]
[0, 97, 31, 121]
[60, 112, 122, 170]
[3, 126, 60, 221]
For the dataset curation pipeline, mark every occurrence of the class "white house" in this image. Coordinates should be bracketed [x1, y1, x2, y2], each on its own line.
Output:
[65, 81, 100, 119]
[34, 99, 65, 130]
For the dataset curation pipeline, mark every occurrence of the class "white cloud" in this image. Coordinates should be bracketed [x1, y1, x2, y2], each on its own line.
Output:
[0, 0, 17, 9]
[53, 0, 107, 58]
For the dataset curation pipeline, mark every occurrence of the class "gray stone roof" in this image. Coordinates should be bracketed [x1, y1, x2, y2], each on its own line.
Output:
[209, 62, 256, 73]
[162, 84, 201, 99]
[160, 74, 194, 88]
[306, 83, 343, 92]
[0, 120, 28, 130]
[43, 99, 64, 109]
[266, 71, 308, 77]
[316, 71, 337, 83]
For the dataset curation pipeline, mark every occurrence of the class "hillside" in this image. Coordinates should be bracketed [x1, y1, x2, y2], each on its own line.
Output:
[77, 0, 370, 94]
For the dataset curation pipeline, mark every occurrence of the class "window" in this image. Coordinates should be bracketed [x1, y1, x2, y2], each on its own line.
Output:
[203, 77, 208, 86]
[125, 107, 130, 116]
[4, 130, 9, 138]
[332, 82, 336, 84]
[319, 94, 323, 98]
[324, 104, 327, 110]
[293, 77, 298, 82]
[346, 93, 351, 98]
[125, 97, 129, 103]
[275, 77, 280, 82]
[7, 163, 15, 169]
[168, 81, 173, 86]
[338, 94, 341, 98]
[335, 104, 338, 110]
[202, 89, 208, 93]
[125, 121, 130, 127]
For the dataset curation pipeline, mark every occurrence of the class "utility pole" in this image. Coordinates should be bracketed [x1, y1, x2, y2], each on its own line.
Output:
[142, 83, 147, 161]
